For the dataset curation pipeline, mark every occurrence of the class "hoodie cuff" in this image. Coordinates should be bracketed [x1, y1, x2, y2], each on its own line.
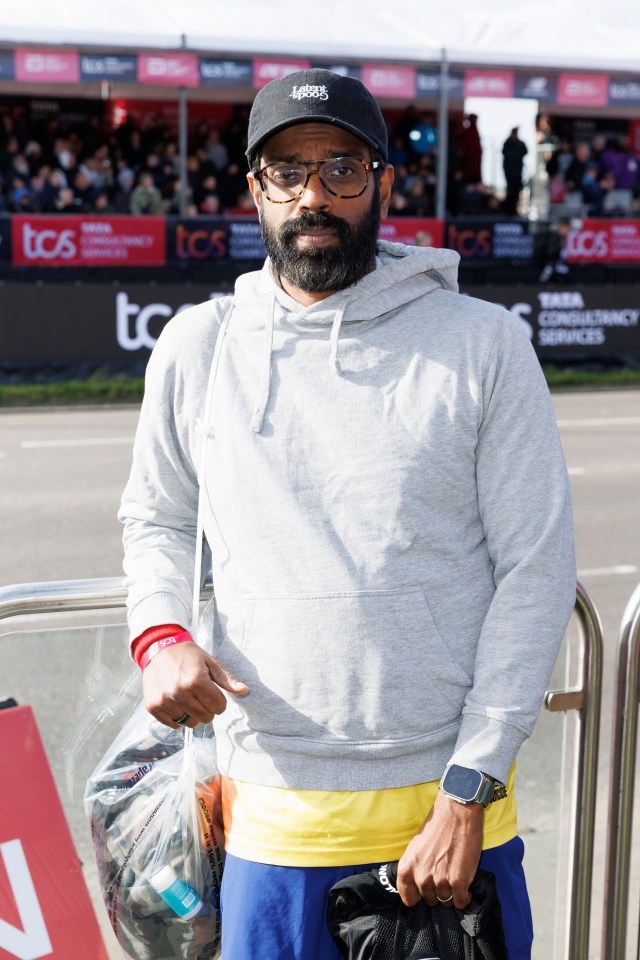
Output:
[449, 712, 529, 785]
[128, 591, 193, 648]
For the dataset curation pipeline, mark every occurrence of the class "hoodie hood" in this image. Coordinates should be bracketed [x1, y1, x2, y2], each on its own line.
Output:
[232, 241, 461, 431]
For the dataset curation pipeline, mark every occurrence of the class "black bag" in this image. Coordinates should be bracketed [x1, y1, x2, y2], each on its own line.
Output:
[327, 862, 507, 960]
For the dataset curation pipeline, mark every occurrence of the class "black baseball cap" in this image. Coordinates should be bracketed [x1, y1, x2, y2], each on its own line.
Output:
[246, 68, 388, 170]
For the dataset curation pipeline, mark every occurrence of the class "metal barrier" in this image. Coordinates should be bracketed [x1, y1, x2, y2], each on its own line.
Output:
[602, 581, 640, 960]
[0, 576, 603, 959]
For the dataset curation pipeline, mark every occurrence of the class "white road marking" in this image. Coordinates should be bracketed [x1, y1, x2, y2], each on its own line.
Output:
[579, 565, 638, 577]
[558, 417, 640, 428]
[21, 437, 134, 449]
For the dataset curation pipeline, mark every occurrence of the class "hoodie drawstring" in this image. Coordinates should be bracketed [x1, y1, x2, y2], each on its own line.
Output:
[251, 295, 276, 434]
[329, 304, 346, 376]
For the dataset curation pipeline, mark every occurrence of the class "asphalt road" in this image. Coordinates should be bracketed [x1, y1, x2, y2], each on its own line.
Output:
[0, 390, 639, 958]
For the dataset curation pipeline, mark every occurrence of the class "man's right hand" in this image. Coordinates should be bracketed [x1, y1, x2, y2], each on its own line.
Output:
[142, 642, 249, 729]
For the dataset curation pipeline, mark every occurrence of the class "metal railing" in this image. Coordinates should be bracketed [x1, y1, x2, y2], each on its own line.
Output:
[602, 581, 640, 960]
[0, 576, 603, 959]
[544, 580, 603, 960]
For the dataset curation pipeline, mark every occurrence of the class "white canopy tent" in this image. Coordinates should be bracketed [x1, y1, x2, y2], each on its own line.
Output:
[2, 0, 640, 73]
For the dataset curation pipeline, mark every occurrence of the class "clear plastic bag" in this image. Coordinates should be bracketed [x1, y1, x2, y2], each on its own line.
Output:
[84, 604, 224, 960]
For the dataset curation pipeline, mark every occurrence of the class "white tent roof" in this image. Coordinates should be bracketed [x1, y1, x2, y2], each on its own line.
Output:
[2, 0, 640, 73]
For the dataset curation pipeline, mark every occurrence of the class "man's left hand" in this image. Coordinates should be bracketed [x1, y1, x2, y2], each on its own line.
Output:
[396, 791, 484, 909]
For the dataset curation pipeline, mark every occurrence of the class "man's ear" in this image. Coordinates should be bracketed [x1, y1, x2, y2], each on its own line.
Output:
[379, 164, 395, 219]
[247, 172, 262, 213]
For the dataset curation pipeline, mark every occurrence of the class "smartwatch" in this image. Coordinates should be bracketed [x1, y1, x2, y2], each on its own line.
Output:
[440, 764, 495, 807]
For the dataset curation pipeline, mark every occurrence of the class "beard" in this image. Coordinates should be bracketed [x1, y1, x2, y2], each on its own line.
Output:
[259, 184, 381, 294]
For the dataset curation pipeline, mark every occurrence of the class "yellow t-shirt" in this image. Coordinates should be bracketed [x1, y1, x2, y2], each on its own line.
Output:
[221, 764, 517, 867]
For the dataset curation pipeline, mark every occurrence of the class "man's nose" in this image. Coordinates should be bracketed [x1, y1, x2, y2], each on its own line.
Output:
[297, 170, 332, 210]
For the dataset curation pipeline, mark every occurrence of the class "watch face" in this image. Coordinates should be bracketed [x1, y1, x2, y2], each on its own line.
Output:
[443, 764, 482, 801]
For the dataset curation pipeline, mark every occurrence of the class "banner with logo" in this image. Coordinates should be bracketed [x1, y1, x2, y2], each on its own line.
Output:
[361, 65, 417, 99]
[557, 73, 609, 106]
[463, 69, 515, 98]
[565, 220, 640, 263]
[379, 218, 444, 248]
[253, 59, 311, 89]
[2, 283, 638, 367]
[0, 705, 107, 959]
[0, 50, 14, 79]
[446, 220, 535, 261]
[464, 285, 640, 359]
[199, 58, 254, 86]
[137, 53, 199, 87]
[12, 216, 166, 267]
[80, 54, 137, 82]
[514, 73, 558, 102]
[167, 218, 230, 262]
[15, 49, 79, 83]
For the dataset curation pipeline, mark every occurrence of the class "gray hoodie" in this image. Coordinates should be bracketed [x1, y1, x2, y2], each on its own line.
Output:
[120, 240, 576, 790]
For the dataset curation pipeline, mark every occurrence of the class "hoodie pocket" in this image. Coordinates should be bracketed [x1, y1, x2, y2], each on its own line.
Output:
[220, 587, 472, 745]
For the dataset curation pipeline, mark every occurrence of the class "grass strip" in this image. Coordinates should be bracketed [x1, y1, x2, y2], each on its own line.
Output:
[1, 366, 640, 407]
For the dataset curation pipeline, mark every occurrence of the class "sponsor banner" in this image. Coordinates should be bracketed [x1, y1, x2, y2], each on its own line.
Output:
[227, 220, 266, 260]
[379, 217, 444, 248]
[137, 53, 199, 87]
[15, 49, 79, 83]
[463, 69, 514, 99]
[464, 285, 640, 358]
[416, 70, 464, 99]
[361, 65, 416, 99]
[253, 59, 311, 89]
[557, 73, 609, 106]
[608, 79, 640, 106]
[0, 705, 108, 958]
[514, 73, 557, 102]
[0, 217, 11, 262]
[313, 64, 361, 79]
[0, 283, 220, 360]
[2, 283, 638, 365]
[0, 50, 15, 79]
[12, 216, 166, 267]
[80, 54, 137, 82]
[199, 58, 253, 86]
[167, 217, 230, 261]
[565, 220, 640, 263]
[446, 220, 534, 261]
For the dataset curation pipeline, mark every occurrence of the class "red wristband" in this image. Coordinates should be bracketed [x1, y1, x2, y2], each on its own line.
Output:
[138, 630, 194, 672]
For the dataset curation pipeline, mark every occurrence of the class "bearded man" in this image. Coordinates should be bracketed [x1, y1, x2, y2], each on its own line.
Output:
[120, 69, 575, 960]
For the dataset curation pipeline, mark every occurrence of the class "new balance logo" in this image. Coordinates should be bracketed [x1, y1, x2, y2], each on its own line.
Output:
[289, 84, 329, 100]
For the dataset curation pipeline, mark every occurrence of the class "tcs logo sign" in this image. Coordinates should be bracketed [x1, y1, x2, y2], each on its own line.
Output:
[566, 229, 609, 259]
[20, 223, 77, 260]
[175, 225, 227, 260]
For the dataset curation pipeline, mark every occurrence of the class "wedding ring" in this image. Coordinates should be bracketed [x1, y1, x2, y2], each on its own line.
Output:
[437, 894, 454, 904]
[175, 712, 190, 725]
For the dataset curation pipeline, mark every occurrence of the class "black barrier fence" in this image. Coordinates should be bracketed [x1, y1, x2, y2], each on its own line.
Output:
[1, 282, 638, 377]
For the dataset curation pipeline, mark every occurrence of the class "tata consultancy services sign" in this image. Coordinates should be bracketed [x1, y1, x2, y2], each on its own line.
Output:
[12, 216, 166, 267]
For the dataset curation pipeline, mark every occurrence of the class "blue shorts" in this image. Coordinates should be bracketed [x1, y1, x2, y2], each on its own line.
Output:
[220, 835, 533, 959]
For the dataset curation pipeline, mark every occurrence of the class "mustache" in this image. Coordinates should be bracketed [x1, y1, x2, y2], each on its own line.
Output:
[277, 211, 352, 243]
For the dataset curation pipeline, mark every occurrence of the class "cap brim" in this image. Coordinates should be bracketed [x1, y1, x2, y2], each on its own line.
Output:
[247, 115, 385, 165]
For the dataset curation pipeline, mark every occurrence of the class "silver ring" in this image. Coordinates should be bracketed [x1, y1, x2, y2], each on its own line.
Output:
[437, 894, 454, 904]
[175, 712, 190, 725]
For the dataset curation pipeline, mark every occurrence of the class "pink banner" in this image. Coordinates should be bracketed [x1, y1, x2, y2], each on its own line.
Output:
[565, 219, 640, 262]
[253, 59, 311, 89]
[12, 216, 167, 267]
[558, 74, 609, 106]
[137, 53, 199, 87]
[15, 49, 79, 83]
[379, 218, 444, 248]
[463, 69, 515, 99]
[361, 65, 416, 99]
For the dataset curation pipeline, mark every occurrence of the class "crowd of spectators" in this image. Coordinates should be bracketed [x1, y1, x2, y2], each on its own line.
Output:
[0, 103, 256, 217]
[1, 98, 639, 221]
[544, 132, 640, 216]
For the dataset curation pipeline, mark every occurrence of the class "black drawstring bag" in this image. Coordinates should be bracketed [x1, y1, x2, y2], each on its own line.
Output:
[327, 862, 507, 960]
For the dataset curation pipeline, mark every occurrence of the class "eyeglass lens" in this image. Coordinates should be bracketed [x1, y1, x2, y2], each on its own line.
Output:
[262, 158, 370, 200]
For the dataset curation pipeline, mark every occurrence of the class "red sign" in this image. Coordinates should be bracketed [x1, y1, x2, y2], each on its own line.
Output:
[558, 73, 609, 106]
[12, 216, 166, 267]
[631, 119, 640, 154]
[362, 66, 416, 99]
[137, 54, 199, 87]
[566, 219, 640, 262]
[379, 218, 444, 248]
[253, 59, 311, 89]
[0, 705, 107, 960]
[463, 69, 514, 98]
[15, 50, 79, 83]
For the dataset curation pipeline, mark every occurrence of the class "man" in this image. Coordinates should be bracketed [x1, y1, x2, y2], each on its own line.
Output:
[120, 69, 576, 960]
[502, 127, 528, 216]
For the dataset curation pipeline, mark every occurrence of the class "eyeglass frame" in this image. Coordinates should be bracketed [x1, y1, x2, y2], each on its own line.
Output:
[251, 156, 383, 203]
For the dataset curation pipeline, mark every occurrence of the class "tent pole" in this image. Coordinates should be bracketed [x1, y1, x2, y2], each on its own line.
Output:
[436, 48, 449, 221]
[178, 86, 188, 217]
